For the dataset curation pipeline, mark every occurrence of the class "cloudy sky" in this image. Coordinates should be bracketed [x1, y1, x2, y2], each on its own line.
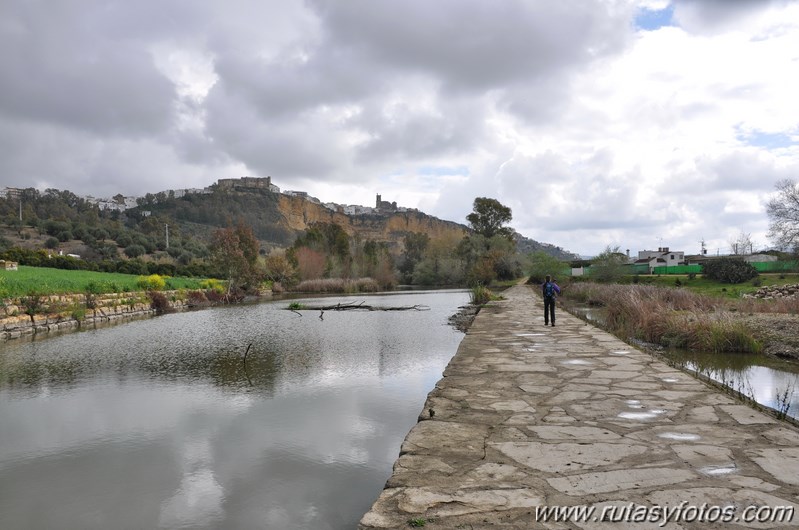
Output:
[2, 0, 798, 256]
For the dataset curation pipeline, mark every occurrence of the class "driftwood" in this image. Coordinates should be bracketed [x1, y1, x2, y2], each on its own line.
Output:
[286, 301, 430, 318]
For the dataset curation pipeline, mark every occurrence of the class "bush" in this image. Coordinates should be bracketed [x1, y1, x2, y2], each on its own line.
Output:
[124, 244, 146, 258]
[147, 291, 170, 314]
[137, 274, 166, 291]
[702, 258, 758, 284]
[186, 290, 210, 307]
[469, 284, 493, 305]
[200, 278, 226, 294]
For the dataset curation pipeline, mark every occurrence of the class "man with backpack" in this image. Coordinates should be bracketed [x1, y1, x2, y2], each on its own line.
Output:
[542, 275, 561, 326]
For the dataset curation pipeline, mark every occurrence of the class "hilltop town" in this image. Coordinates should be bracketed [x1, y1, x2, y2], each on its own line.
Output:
[1, 176, 418, 217]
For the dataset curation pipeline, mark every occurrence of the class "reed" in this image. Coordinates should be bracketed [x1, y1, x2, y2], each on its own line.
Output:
[469, 284, 493, 305]
[293, 277, 380, 293]
[563, 283, 762, 353]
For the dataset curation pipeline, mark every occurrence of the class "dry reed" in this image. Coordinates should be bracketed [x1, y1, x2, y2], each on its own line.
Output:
[564, 283, 762, 353]
[293, 277, 380, 293]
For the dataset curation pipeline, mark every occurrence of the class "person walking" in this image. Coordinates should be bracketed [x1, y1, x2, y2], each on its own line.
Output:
[542, 275, 561, 326]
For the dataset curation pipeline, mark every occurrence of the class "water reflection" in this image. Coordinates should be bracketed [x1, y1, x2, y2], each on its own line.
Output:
[0, 290, 467, 530]
[663, 349, 799, 420]
[567, 303, 799, 421]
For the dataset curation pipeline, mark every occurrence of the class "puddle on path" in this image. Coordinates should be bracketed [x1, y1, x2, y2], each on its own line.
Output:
[562, 359, 592, 366]
[699, 463, 737, 476]
[658, 432, 701, 441]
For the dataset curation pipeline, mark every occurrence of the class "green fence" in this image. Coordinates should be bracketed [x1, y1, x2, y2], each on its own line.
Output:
[627, 264, 651, 275]
[577, 260, 797, 277]
[652, 264, 703, 275]
[751, 261, 798, 272]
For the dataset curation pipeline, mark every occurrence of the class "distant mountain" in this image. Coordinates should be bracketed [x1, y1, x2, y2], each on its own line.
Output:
[513, 232, 581, 261]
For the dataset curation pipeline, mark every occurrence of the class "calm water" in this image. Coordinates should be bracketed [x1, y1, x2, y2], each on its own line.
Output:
[0, 290, 468, 530]
[568, 304, 799, 420]
[662, 349, 799, 420]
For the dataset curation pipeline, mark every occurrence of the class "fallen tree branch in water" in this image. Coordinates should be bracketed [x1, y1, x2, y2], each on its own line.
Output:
[285, 301, 430, 312]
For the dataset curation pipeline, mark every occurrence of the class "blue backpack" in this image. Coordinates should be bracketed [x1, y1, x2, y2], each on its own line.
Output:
[544, 281, 556, 299]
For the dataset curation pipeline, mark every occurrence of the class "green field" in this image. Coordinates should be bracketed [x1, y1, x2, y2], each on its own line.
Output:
[0, 266, 208, 298]
[626, 273, 799, 298]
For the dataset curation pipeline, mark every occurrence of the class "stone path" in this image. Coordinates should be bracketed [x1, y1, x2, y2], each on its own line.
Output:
[359, 284, 799, 529]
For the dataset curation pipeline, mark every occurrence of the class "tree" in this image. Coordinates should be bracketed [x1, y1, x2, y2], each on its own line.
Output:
[294, 247, 326, 281]
[466, 197, 513, 239]
[767, 178, 799, 253]
[124, 244, 145, 258]
[590, 245, 628, 283]
[527, 251, 567, 284]
[210, 221, 261, 294]
[264, 252, 295, 285]
[398, 232, 429, 283]
[729, 231, 754, 255]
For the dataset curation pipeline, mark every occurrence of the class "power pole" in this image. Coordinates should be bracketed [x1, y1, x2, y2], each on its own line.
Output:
[165, 224, 169, 249]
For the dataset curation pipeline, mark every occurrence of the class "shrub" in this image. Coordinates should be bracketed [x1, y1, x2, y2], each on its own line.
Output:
[124, 244, 146, 258]
[21, 292, 46, 321]
[137, 274, 166, 291]
[147, 291, 170, 314]
[702, 258, 758, 284]
[186, 290, 209, 307]
[469, 284, 493, 305]
[200, 278, 226, 294]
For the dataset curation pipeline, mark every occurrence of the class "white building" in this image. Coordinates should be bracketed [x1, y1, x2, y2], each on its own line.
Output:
[635, 247, 686, 272]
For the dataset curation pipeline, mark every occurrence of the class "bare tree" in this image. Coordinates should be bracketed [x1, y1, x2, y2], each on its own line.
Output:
[767, 179, 799, 253]
[729, 231, 754, 255]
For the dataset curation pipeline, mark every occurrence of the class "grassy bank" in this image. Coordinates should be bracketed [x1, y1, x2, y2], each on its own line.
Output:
[0, 266, 207, 298]
[627, 273, 799, 298]
[562, 283, 765, 353]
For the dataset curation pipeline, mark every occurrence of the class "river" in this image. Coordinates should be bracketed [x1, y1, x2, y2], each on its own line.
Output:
[0, 289, 468, 530]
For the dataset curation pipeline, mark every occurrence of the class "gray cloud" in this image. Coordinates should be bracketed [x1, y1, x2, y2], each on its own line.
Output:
[0, 1, 175, 136]
[0, 0, 795, 256]
[673, 0, 789, 35]
[310, 0, 630, 92]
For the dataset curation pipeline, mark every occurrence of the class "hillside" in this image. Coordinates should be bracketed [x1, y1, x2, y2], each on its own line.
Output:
[0, 183, 578, 261]
[130, 188, 469, 253]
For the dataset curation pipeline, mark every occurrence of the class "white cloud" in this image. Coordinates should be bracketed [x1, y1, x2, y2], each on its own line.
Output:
[1, 0, 798, 255]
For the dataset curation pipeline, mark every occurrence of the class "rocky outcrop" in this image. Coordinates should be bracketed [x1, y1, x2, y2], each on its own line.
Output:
[277, 194, 467, 251]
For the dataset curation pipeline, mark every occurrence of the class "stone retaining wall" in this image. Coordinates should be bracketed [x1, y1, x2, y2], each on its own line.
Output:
[1, 291, 189, 340]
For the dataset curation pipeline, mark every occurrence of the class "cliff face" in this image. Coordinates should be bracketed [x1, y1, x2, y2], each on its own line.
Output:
[276, 194, 467, 251]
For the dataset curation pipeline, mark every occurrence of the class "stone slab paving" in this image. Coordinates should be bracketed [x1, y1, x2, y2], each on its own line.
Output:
[359, 284, 799, 529]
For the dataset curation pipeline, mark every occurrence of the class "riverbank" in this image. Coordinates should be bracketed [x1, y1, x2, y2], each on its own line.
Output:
[734, 312, 799, 360]
[360, 284, 799, 528]
[0, 290, 192, 340]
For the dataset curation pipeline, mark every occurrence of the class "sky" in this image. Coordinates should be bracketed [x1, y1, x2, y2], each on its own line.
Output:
[1, 0, 798, 257]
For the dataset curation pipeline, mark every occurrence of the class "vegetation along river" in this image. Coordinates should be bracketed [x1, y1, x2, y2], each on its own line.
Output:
[0, 289, 469, 530]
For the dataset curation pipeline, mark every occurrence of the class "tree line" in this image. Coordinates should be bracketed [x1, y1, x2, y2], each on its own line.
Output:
[1, 189, 538, 293]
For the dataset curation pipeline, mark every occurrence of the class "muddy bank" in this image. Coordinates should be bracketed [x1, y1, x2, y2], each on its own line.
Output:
[447, 304, 480, 332]
[736, 313, 799, 360]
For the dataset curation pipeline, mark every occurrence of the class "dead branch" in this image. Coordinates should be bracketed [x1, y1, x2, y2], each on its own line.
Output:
[285, 302, 430, 312]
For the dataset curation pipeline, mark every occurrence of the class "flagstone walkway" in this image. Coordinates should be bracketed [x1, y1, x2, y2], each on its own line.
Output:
[359, 284, 799, 529]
